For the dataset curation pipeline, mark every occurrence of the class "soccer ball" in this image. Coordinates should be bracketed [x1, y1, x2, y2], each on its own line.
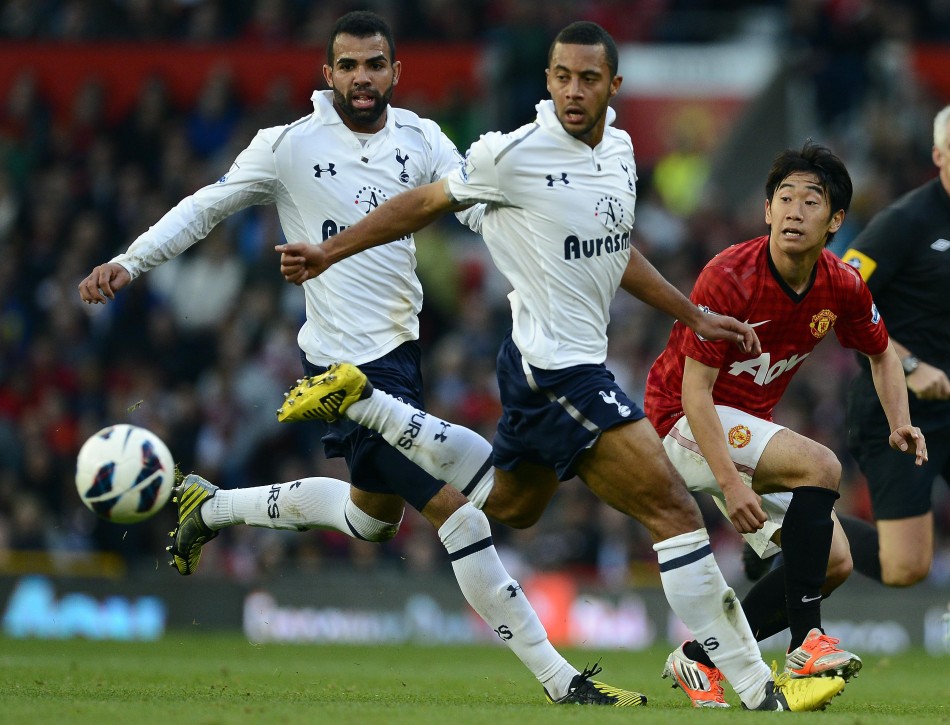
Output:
[75, 424, 176, 524]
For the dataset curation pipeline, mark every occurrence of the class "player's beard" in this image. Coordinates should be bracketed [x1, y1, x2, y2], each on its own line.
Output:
[333, 83, 395, 128]
[559, 101, 608, 143]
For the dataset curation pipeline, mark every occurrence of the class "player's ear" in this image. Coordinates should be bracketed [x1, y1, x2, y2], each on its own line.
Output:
[764, 199, 772, 225]
[322, 64, 333, 87]
[392, 60, 401, 85]
[829, 209, 845, 232]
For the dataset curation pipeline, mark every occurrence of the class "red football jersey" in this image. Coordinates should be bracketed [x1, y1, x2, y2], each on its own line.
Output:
[645, 236, 889, 436]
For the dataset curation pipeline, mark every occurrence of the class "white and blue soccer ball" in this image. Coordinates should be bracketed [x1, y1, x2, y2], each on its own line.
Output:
[75, 424, 176, 524]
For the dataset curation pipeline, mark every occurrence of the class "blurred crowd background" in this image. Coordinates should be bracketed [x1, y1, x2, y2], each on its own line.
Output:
[1, 0, 949, 589]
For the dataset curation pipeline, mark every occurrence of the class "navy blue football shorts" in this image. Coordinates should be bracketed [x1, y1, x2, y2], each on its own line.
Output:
[301, 341, 444, 512]
[492, 332, 646, 481]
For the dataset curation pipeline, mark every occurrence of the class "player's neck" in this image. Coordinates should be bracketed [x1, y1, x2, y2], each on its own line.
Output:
[768, 243, 821, 294]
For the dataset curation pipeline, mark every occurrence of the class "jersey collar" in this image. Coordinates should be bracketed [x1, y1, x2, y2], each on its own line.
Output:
[766, 240, 818, 303]
[311, 90, 341, 124]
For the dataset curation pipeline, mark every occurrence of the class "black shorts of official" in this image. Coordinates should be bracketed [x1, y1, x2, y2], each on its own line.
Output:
[847, 374, 950, 520]
[493, 332, 646, 482]
[301, 341, 444, 513]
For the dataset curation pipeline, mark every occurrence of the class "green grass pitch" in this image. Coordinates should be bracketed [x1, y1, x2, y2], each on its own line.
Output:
[1, 633, 948, 723]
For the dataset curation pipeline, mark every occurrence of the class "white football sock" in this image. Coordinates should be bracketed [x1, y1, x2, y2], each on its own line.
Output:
[202, 477, 400, 541]
[654, 528, 771, 709]
[439, 502, 577, 697]
[347, 392, 495, 508]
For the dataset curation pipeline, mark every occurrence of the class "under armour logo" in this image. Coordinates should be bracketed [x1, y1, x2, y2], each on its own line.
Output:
[313, 163, 337, 178]
[598, 390, 631, 417]
[395, 149, 410, 183]
[434, 421, 450, 443]
[546, 173, 569, 186]
[506, 584, 522, 598]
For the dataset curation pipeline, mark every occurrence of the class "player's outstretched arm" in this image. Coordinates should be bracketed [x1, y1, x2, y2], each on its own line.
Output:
[619, 248, 761, 355]
[78, 262, 132, 304]
[867, 343, 928, 466]
[276, 179, 460, 286]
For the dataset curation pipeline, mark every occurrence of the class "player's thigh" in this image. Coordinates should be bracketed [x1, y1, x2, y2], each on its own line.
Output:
[484, 461, 560, 529]
[877, 512, 934, 585]
[754, 428, 841, 493]
[576, 418, 703, 541]
[662, 406, 781, 498]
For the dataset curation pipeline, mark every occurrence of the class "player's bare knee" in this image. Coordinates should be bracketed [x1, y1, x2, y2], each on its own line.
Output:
[344, 499, 402, 542]
[824, 551, 852, 590]
[657, 488, 705, 534]
[882, 561, 930, 587]
[645, 502, 704, 542]
[487, 504, 542, 530]
[882, 570, 926, 587]
[809, 445, 842, 490]
[481, 490, 545, 529]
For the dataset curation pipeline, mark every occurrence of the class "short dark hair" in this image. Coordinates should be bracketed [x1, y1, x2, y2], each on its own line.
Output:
[548, 21, 618, 77]
[765, 141, 852, 244]
[327, 11, 396, 66]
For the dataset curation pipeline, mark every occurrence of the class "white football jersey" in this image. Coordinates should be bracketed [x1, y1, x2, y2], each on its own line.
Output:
[112, 90, 466, 365]
[446, 100, 637, 369]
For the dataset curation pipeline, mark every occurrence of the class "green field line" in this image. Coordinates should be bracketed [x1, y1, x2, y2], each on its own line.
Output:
[1, 633, 949, 724]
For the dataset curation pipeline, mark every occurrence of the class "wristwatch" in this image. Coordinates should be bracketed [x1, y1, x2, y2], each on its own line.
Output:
[901, 355, 920, 376]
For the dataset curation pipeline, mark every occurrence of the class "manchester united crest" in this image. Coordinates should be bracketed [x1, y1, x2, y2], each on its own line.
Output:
[728, 424, 752, 448]
[809, 308, 837, 339]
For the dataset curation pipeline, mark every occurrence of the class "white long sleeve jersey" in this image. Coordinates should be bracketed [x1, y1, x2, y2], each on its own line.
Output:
[112, 90, 466, 366]
[446, 100, 638, 370]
